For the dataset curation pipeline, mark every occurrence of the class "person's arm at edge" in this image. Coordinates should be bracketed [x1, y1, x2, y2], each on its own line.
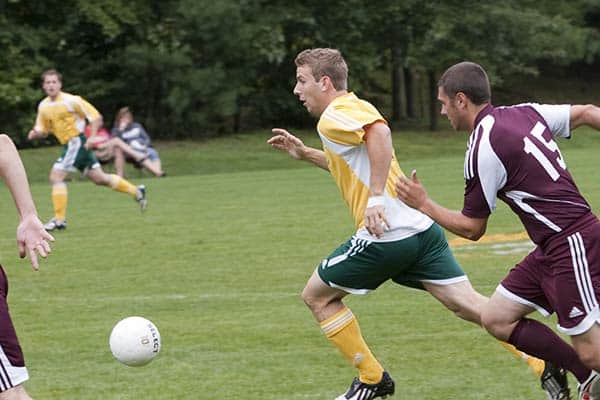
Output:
[396, 170, 488, 241]
[570, 104, 600, 131]
[0, 134, 53, 269]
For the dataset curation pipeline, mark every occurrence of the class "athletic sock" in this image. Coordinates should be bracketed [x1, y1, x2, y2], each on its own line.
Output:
[52, 183, 68, 221]
[107, 174, 137, 196]
[320, 307, 384, 384]
[499, 341, 545, 377]
[508, 318, 590, 382]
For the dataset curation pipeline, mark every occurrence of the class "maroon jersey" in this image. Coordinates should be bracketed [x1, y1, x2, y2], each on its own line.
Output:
[462, 103, 591, 245]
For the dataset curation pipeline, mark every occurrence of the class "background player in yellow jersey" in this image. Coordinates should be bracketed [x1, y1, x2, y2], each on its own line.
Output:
[268, 48, 570, 400]
[27, 69, 147, 231]
[0, 134, 54, 400]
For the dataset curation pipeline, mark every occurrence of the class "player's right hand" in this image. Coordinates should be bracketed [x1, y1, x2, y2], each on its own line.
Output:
[17, 214, 55, 271]
[268, 128, 306, 160]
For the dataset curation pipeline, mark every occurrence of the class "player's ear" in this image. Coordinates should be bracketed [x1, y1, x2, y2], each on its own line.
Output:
[456, 92, 468, 108]
[319, 76, 331, 92]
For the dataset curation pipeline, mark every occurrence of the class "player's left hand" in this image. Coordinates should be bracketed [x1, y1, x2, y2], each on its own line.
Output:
[396, 169, 428, 210]
[364, 204, 389, 238]
[16, 214, 54, 271]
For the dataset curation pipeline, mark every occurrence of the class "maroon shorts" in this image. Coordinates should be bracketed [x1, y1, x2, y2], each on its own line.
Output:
[0, 265, 29, 391]
[499, 215, 600, 336]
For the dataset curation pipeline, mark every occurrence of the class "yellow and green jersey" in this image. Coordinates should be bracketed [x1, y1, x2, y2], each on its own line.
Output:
[34, 92, 101, 144]
[317, 92, 432, 241]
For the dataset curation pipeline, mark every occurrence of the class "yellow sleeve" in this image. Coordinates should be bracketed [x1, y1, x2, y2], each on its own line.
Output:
[73, 96, 101, 121]
[34, 105, 49, 133]
[319, 98, 387, 146]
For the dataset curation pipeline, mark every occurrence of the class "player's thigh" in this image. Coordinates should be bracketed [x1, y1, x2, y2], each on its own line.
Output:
[481, 290, 535, 329]
[303, 268, 348, 303]
[423, 279, 487, 322]
[317, 235, 419, 295]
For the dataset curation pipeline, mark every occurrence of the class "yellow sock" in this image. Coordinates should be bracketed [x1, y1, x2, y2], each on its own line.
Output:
[52, 183, 68, 221]
[107, 174, 137, 196]
[499, 341, 545, 377]
[320, 307, 384, 384]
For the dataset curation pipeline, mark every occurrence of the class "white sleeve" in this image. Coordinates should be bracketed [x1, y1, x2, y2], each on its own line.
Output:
[529, 103, 571, 138]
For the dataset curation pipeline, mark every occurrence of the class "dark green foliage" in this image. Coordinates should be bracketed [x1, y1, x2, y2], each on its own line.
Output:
[1, 0, 599, 143]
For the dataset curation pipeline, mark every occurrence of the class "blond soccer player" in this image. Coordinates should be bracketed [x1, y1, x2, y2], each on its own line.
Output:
[28, 69, 147, 231]
[268, 48, 568, 400]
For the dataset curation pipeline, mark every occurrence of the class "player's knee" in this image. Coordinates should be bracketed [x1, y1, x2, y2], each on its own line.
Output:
[301, 287, 326, 313]
[574, 340, 600, 371]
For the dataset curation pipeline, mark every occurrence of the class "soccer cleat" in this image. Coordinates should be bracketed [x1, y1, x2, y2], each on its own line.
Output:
[541, 362, 571, 400]
[335, 371, 395, 400]
[44, 218, 67, 231]
[135, 185, 147, 211]
[578, 371, 600, 400]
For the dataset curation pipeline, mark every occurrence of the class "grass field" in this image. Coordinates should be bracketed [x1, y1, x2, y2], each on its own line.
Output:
[1, 127, 599, 399]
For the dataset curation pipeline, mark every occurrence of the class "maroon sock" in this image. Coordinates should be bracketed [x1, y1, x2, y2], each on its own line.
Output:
[508, 318, 590, 382]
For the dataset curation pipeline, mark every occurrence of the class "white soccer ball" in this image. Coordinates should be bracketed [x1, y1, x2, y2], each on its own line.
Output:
[109, 316, 161, 367]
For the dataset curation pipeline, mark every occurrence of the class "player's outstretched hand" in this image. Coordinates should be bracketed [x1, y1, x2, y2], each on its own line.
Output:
[268, 128, 306, 160]
[16, 214, 54, 271]
[396, 169, 428, 210]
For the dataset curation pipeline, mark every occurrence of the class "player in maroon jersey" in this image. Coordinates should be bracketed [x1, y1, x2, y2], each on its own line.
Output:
[396, 61, 600, 400]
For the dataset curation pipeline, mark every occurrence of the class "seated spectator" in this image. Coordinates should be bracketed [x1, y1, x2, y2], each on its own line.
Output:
[111, 107, 165, 177]
[84, 125, 163, 177]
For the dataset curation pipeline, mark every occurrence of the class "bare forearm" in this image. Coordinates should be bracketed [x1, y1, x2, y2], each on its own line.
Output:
[419, 198, 486, 241]
[301, 147, 329, 171]
[0, 135, 37, 219]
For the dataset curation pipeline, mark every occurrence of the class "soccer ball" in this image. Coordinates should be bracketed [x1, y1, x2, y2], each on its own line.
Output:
[109, 316, 161, 366]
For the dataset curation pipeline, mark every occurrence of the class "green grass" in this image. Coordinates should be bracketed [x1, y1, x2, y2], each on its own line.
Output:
[1, 127, 599, 399]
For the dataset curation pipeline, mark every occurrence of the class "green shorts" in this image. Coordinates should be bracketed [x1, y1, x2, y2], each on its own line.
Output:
[317, 223, 466, 293]
[53, 134, 100, 172]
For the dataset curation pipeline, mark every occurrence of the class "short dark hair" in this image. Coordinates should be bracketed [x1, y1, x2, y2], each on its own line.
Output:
[295, 48, 348, 91]
[438, 62, 490, 105]
[41, 69, 62, 84]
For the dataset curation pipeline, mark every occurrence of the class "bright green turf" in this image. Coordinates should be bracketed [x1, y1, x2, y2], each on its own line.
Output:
[0, 127, 598, 399]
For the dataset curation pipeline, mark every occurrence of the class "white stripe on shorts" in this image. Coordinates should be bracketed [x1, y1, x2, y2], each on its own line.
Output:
[324, 236, 370, 268]
[567, 232, 599, 313]
[53, 135, 82, 172]
[0, 347, 28, 392]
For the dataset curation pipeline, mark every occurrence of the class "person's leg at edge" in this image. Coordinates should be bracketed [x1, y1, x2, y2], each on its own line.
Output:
[302, 270, 384, 384]
[0, 385, 32, 400]
[86, 166, 138, 197]
[481, 291, 591, 383]
[49, 168, 68, 222]
[423, 280, 546, 376]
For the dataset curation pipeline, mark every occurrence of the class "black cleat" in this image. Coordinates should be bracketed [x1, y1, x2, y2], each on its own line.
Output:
[335, 371, 395, 400]
[541, 362, 571, 400]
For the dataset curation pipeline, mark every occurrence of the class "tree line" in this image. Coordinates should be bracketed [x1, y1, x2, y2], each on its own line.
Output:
[1, 0, 599, 145]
